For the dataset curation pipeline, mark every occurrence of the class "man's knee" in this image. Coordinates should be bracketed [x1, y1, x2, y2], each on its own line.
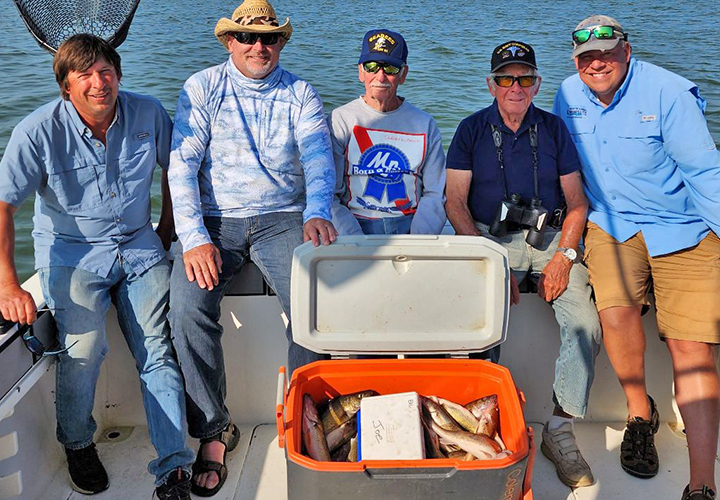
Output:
[599, 305, 643, 331]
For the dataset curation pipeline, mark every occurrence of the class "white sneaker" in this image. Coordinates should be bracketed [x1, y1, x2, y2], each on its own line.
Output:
[541, 422, 595, 488]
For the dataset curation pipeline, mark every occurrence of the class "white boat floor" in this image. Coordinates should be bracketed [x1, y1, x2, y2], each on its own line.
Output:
[43, 422, 718, 500]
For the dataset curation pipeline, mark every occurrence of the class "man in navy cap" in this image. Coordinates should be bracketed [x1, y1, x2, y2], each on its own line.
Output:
[329, 29, 446, 235]
[446, 41, 602, 488]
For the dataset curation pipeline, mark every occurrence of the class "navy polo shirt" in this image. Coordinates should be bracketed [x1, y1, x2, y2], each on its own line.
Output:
[447, 101, 581, 226]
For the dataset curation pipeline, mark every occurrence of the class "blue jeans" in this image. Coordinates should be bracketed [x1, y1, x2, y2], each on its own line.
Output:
[168, 213, 327, 439]
[357, 214, 413, 235]
[39, 259, 194, 485]
[476, 223, 602, 417]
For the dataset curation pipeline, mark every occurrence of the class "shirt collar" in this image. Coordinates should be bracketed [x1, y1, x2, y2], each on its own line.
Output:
[62, 96, 120, 138]
[489, 100, 543, 134]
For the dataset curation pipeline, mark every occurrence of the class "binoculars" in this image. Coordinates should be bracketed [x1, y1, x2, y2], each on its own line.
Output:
[489, 193, 549, 248]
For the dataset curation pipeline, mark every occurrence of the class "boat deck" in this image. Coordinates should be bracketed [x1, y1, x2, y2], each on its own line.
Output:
[41, 421, 711, 500]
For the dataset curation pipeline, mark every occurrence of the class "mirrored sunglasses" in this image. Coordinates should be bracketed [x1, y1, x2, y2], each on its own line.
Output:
[493, 75, 538, 88]
[362, 61, 403, 76]
[232, 32, 280, 46]
[572, 25, 627, 45]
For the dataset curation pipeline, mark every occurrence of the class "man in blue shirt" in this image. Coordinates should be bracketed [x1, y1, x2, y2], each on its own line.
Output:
[447, 41, 602, 489]
[0, 35, 193, 499]
[554, 15, 720, 500]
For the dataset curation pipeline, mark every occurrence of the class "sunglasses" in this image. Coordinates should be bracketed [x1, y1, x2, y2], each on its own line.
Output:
[232, 32, 280, 46]
[362, 61, 403, 76]
[22, 327, 78, 357]
[572, 25, 627, 45]
[493, 75, 538, 88]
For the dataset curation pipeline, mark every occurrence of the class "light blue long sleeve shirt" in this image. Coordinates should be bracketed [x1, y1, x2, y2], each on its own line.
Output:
[553, 58, 720, 256]
[0, 92, 171, 277]
[169, 58, 335, 252]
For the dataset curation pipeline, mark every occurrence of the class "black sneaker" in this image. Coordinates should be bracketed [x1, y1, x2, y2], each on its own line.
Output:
[155, 468, 191, 500]
[682, 485, 717, 500]
[65, 443, 109, 494]
[620, 395, 660, 478]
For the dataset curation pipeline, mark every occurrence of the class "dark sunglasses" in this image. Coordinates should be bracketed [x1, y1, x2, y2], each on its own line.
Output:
[362, 61, 403, 76]
[22, 328, 77, 357]
[572, 25, 627, 45]
[493, 75, 538, 88]
[232, 32, 281, 46]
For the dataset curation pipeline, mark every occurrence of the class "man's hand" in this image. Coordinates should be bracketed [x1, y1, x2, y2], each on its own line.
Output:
[183, 243, 223, 291]
[0, 283, 37, 325]
[537, 253, 572, 302]
[303, 218, 337, 247]
[510, 273, 520, 306]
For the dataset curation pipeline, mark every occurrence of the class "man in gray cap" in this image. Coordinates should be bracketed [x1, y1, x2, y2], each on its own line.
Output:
[555, 15, 720, 500]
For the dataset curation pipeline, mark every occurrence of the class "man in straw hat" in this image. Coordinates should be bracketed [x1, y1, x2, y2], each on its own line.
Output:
[446, 40, 602, 488]
[555, 15, 720, 500]
[167, 0, 336, 496]
[329, 29, 446, 236]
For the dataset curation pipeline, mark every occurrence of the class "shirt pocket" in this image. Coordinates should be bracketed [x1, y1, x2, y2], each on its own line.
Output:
[616, 120, 664, 174]
[567, 122, 595, 145]
[47, 158, 103, 213]
[117, 139, 155, 199]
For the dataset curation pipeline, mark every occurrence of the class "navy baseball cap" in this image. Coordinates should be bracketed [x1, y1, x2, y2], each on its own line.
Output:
[358, 29, 408, 67]
[491, 41, 537, 73]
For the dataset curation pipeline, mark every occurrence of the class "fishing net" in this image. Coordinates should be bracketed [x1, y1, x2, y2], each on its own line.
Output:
[12, 0, 141, 54]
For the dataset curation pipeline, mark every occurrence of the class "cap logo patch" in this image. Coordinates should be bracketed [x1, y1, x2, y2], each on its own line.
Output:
[369, 33, 397, 54]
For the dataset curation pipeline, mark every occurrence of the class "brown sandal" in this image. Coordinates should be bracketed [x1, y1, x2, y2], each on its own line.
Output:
[191, 423, 240, 497]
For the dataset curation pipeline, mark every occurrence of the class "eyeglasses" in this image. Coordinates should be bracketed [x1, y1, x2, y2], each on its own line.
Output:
[572, 25, 627, 45]
[493, 75, 538, 88]
[22, 327, 78, 357]
[362, 61, 403, 76]
[231, 32, 281, 46]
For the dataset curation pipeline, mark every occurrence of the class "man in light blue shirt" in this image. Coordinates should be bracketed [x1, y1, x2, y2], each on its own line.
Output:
[554, 15, 720, 500]
[167, 0, 337, 496]
[0, 35, 193, 498]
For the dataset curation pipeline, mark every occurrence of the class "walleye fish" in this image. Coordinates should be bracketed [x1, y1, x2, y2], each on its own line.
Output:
[421, 416, 445, 459]
[430, 396, 480, 433]
[430, 420, 502, 460]
[321, 390, 378, 434]
[303, 394, 331, 461]
[421, 396, 462, 432]
[331, 440, 351, 462]
[465, 394, 499, 437]
[326, 419, 357, 453]
[347, 436, 358, 462]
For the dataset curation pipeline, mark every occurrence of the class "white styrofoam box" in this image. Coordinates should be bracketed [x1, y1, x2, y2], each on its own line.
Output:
[359, 392, 424, 460]
[291, 235, 510, 355]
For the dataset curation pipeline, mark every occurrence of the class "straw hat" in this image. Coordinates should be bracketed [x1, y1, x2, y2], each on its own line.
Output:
[215, 0, 293, 49]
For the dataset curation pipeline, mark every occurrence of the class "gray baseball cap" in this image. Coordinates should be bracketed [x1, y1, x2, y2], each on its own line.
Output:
[571, 15, 626, 59]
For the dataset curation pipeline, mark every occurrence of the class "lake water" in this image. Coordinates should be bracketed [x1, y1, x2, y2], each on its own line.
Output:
[1, 0, 718, 281]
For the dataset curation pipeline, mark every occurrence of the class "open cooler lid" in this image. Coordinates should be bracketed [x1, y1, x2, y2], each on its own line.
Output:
[290, 235, 510, 355]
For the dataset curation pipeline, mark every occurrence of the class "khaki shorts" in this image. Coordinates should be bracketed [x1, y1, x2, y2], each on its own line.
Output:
[584, 221, 720, 343]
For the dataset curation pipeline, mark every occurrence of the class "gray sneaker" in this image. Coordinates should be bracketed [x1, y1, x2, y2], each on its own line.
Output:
[541, 422, 595, 488]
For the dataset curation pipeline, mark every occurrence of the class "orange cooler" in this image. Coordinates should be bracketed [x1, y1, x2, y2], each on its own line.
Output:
[276, 236, 535, 500]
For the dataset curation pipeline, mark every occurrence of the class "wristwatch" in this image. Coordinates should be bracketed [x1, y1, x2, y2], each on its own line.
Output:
[556, 247, 578, 263]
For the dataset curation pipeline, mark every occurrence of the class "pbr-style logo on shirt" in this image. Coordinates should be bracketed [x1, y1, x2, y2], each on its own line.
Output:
[354, 144, 412, 202]
[368, 33, 397, 55]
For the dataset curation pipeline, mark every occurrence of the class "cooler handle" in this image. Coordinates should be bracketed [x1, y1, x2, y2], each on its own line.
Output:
[364, 468, 457, 480]
[275, 366, 286, 449]
[522, 426, 535, 500]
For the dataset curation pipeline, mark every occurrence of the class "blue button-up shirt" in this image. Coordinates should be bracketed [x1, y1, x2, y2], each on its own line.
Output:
[0, 91, 172, 277]
[553, 58, 720, 256]
[447, 101, 581, 225]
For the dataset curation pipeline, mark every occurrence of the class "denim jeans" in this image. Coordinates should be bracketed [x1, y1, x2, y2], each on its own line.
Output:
[39, 259, 194, 485]
[168, 213, 327, 439]
[357, 214, 413, 235]
[475, 223, 603, 417]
